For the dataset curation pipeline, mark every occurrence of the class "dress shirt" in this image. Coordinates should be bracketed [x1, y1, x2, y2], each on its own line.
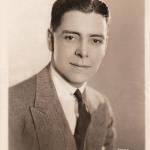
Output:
[50, 64, 87, 134]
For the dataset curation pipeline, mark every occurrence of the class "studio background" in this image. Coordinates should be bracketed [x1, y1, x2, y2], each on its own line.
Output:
[9, 0, 145, 150]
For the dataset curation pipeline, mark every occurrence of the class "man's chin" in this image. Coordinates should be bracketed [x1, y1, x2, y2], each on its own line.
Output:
[66, 76, 89, 87]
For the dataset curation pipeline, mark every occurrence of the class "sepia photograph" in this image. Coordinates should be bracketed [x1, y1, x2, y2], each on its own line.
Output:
[0, 0, 149, 150]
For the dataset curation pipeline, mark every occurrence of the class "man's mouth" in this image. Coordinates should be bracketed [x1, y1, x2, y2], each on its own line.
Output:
[70, 62, 91, 68]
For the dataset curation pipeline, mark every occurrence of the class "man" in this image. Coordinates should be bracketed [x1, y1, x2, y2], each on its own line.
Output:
[9, 0, 116, 150]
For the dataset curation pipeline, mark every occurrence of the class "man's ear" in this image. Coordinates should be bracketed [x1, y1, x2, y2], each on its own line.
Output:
[47, 28, 54, 52]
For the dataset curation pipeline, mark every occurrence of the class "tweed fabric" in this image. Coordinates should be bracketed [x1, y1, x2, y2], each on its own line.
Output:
[9, 64, 115, 150]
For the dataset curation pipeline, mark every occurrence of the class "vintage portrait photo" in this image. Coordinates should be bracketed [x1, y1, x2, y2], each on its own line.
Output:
[0, 0, 149, 150]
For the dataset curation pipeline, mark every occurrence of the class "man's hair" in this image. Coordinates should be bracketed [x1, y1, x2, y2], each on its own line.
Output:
[50, 0, 110, 32]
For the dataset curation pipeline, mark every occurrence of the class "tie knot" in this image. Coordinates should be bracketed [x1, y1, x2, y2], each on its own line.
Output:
[74, 89, 82, 102]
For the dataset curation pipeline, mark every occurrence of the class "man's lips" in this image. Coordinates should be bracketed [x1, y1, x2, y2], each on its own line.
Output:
[70, 62, 91, 68]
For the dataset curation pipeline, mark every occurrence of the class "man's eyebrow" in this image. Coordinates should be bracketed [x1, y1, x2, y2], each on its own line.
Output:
[90, 34, 105, 39]
[62, 30, 80, 36]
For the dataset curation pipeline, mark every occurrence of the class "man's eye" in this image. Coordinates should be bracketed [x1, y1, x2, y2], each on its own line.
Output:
[92, 39, 103, 44]
[64, 35, 75, 40]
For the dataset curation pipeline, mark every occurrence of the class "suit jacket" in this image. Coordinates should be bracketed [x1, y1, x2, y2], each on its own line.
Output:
[9, 64, 115, 150]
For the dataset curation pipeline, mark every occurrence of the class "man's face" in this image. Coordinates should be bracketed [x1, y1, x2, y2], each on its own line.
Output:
[51, 10, 108, 87]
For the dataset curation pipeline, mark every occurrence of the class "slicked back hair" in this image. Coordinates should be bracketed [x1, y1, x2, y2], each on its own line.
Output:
[50, 0, 110, 32]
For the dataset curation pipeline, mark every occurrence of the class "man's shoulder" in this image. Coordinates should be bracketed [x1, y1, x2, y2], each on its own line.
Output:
[86, 86, 107, 104]
[9, 75, 36, 93]
[85, 86, 112, 113]
[9, 64, 50, 104]
[9, 74, 37, 107]
[9, 64, 49, 94]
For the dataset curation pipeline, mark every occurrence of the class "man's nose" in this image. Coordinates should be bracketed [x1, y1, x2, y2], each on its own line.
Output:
[75, 40, 88, 58]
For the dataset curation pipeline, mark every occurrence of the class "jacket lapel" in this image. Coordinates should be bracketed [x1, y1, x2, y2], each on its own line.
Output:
[30, 65, 77, 150]
[83, 89, 107, 150]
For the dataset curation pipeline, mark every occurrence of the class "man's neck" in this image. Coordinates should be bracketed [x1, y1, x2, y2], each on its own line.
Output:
[50, 63, 87, 93]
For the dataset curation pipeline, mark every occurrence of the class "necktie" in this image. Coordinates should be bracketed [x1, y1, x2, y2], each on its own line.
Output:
[74, 89, 91, 150]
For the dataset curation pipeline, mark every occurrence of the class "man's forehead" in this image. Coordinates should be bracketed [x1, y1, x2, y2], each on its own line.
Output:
[56, 10, 107, 35]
